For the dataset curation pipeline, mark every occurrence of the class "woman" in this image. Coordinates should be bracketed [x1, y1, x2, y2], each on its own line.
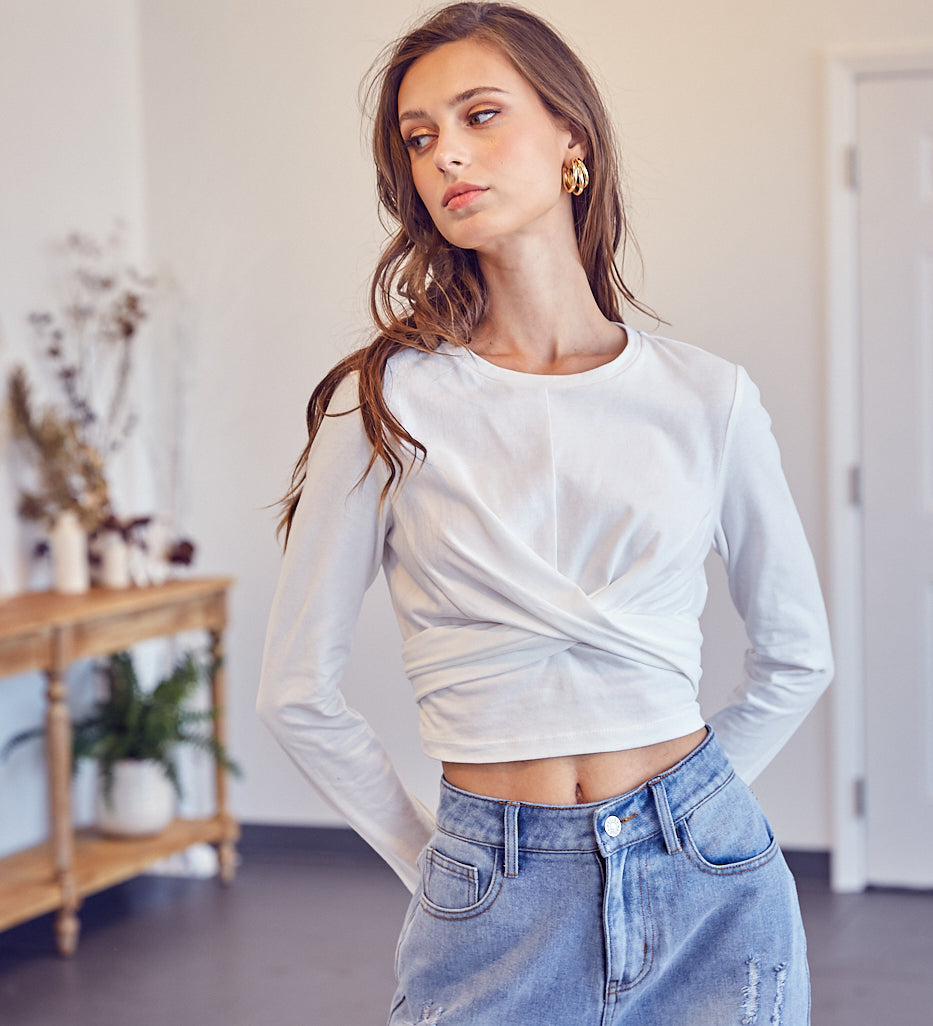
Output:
[257, 3, 833, 1023]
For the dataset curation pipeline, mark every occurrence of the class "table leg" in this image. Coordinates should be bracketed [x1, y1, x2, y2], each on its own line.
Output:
[209, 628, 237, 883]
[47, 633, 80, 956]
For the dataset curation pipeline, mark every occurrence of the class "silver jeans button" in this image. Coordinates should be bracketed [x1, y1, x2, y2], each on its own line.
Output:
[604, 815, 622, 837]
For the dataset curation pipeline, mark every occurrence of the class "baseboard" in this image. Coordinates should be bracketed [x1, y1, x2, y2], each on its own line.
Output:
[782, 849, 830, 881]
[239, 823, 831, 880]
[238, 823, 381, 861]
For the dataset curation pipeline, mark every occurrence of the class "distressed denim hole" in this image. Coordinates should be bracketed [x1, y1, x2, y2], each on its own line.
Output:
[741, 954, 760, 1024]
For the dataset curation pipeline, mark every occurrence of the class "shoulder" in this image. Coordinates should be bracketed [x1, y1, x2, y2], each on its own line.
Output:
[383, 342, 456, 389]
[325, 368, 361, 414]
[632, 331, 745, 422]
[637, 331, 738, 388]
[316, 343, 440, 413]
[381, 343, 473, 423]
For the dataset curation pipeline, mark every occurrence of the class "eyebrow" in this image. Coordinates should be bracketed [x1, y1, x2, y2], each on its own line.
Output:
[398, 86, 509, 126]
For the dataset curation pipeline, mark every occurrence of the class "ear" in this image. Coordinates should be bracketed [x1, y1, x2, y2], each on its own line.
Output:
[563, 120, 588, 163]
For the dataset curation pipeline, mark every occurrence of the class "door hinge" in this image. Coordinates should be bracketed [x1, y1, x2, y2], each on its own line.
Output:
[854, 777, 867, 818]
[845, 145, 859, 190]
[848, 464, 862, 507]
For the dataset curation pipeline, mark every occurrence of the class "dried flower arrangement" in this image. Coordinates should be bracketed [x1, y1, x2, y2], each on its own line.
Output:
[6, 229, 196, 580]
[8, 367, 111, 530]
[7, 230, 152, 529]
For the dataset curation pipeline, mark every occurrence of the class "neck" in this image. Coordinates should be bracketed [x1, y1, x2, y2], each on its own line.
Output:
[471, 223, 623, 375]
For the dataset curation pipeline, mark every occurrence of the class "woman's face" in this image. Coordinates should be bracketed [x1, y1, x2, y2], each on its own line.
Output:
[397, 38, 580, 254]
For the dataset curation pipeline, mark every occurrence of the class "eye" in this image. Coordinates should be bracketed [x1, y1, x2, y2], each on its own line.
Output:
[404, 131, 434, 152]
[467, 108, 499, 126]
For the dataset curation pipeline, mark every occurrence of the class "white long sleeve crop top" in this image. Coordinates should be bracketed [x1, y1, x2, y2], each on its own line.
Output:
[257, 328, 834, 891]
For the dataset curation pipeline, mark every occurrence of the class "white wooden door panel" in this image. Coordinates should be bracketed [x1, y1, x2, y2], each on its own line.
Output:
[858, 72, 933, 888]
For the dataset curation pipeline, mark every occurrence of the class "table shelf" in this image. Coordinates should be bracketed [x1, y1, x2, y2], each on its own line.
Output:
[0, 816, 240, 935]
[0, 578, 237, 955]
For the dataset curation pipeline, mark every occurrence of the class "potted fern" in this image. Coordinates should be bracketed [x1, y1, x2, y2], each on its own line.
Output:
[3, 649, 240, 837]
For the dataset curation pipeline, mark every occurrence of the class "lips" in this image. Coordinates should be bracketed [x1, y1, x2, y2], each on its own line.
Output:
[442, 182, 487, 208]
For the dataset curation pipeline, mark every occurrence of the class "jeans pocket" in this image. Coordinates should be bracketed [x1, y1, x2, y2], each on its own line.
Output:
[682, 773, 778, 875]
[419, 836, 502, 919]
[423, 847, 479, 909]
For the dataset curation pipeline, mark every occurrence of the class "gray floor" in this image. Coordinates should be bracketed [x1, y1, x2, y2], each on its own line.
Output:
[0, 843, 931, 1025]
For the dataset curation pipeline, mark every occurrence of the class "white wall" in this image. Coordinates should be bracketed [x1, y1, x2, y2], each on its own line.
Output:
[0, 0, 148, 856]
[4, 0, 933, 859]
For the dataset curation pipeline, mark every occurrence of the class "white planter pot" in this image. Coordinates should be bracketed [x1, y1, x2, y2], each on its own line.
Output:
[50, 511, 89, 594]
[95, 760, 176, 837]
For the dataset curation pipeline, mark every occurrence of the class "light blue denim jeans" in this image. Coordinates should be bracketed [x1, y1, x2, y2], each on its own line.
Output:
[388, 729, 809, 1025]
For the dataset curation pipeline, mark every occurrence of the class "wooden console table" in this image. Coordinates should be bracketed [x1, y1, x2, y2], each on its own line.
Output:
[0, 577, 239, 955]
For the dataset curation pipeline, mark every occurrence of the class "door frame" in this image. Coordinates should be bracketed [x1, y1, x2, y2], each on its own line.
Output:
[825, 45, 933, 892]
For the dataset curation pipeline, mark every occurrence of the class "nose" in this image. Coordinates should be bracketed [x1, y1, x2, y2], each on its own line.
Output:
[433, 126, 470, 173]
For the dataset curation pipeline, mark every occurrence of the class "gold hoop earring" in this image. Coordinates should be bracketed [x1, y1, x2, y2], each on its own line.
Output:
[562, 156, 589, 196]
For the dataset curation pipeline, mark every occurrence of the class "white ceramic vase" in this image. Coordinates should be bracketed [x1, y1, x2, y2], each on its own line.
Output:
[95, 759, 176, 837]
[99, 531, 131, 588]
[50, 511, 89, 594]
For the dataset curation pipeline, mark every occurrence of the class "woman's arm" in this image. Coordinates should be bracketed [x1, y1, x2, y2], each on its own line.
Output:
[709, 367, 834, 782]
[256, 375, 433, 891]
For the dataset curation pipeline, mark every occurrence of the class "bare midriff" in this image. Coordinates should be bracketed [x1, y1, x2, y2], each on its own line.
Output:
[442, 727, 709, 806]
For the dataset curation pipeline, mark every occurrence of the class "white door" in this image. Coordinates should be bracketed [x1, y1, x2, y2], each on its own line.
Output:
[858, 72, 933, 888]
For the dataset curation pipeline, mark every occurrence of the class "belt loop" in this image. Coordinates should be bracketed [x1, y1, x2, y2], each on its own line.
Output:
[503, 802, 520, 878]
[649, 779, 682, 855]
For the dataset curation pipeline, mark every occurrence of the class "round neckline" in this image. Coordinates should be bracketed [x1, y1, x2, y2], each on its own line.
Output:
[444, 324, 642, 387]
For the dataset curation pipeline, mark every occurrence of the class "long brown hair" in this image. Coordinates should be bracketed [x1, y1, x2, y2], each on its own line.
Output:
[278, 1, 651, 544]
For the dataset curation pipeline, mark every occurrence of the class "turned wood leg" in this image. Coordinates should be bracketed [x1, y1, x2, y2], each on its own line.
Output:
[209, 628, 237, 883]
[54, 903, 80, 957]
[47, 632, 80, 956]
[218, 832, 237, 884]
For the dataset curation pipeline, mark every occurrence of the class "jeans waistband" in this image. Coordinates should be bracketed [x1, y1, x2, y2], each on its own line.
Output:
[436, 727, 733, 859]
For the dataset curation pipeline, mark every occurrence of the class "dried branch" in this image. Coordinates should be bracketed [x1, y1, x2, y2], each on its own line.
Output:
[6, 229, 157, 532]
